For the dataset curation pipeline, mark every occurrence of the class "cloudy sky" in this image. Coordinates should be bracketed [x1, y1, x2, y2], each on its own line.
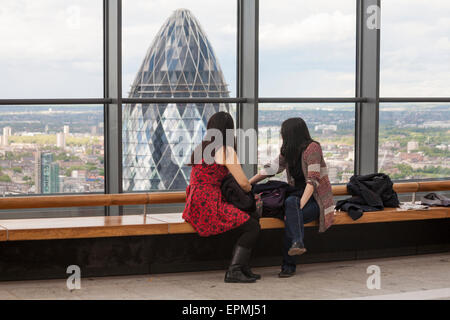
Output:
[0, 0, 449, 99]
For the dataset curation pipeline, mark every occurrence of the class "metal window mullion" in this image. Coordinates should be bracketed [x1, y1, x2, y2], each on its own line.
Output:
[0, 99, 112, 105]
[104, 0, 123, 215]
[123, 97, 247, 104]
[355, 0, 380, 176]
[258, 97, 367, 103]
[238, 0, 259, 177]
[379, 97, 450, 103]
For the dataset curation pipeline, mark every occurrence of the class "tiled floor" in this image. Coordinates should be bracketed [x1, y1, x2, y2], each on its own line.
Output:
[0, 252, 449, 300]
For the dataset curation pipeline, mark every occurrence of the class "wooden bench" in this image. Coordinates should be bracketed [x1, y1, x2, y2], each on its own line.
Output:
[0, 225, 7, 241]
[0, 180, 448, 241]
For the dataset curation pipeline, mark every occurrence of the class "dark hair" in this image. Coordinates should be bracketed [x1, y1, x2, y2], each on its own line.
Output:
[189, 111, 236, 165]
[280, 117, 320, 178]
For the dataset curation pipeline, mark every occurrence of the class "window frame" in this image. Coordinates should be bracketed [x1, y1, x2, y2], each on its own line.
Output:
[0, 0, 449, 216]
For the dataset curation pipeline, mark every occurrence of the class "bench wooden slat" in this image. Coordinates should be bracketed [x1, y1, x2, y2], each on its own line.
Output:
[0, 215, 169, 241]
[260, 206, 449, 229]
[207, 206, 447, 229]
[0, 226, 6, 241]
[147, 213, 196, 234]
[0, 206, 448, 241]
[333, 207, 449, 224]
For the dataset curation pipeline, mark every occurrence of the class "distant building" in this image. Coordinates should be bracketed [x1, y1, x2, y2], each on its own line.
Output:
[2, 127, 11, 146]
[341, 171, 354, 183]
[407, 141, 419, 153]
[314, 124, 337, 132]
[34, 151, 41, 193]
[381, 141, 401, 149]
[71, 170, 87, 179]
[36, 152, 60, 194]
[327, 167, 338, 182]
[63, 125, 70, 135]
[400, 152, 423, 162]
[346, 151, 353, 161]
[56, 132, 66, 149]
[421, 121, 450, 128]
[123, 9, 233, 191]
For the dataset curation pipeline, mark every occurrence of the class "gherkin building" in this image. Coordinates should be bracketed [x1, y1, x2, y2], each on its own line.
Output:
[123, 9, 233, 191]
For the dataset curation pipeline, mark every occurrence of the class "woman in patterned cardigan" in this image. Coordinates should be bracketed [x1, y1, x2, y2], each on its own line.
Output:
[250, 117, 335, 277]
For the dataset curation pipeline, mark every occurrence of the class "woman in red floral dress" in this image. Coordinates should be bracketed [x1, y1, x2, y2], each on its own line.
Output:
[183, 112, 261, 283]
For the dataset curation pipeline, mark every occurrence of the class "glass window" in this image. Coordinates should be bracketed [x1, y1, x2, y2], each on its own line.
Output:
[0, 0, 103, 98]
[258, 104, 355, 184]
[122, 0, 237, 97]
[378, 103, 450, 180]
[380, 0, 450, 96]
[0, 105, 104, 196]
[259, 0, 356, 97]
[122, 1, 237, 192]
[122, 103, 236, 192]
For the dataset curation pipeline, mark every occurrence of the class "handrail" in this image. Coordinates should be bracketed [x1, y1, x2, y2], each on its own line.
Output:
[0, 192, 186, 210]
[0, 180, 449, 210]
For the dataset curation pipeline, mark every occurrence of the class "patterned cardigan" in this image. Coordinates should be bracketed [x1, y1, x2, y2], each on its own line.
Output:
[260, 141, 335, 232]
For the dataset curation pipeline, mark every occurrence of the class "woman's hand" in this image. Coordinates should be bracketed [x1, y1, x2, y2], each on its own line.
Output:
[300, 198, 306, 209]
[241, 181, 252, 193]
[249, 173, 266, 185]
[300, 183, 314, 209]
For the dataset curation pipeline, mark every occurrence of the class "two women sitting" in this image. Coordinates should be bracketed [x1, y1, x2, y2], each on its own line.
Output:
[182, 112, 334, 283]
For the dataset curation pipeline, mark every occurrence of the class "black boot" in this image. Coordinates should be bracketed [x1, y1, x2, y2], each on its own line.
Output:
[242, 265, 261, 280]
[232, 245, 261, 280]
[224, 246, 257, 283]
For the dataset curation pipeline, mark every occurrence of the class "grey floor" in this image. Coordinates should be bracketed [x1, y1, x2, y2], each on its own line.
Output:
[0, 252, 449, 300]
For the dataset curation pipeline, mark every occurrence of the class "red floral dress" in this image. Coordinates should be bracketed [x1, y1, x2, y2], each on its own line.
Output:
[182, 160, 250, 237]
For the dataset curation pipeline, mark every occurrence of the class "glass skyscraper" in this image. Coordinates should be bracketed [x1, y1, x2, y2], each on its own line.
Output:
[40, 153, 60, 194]
[123, 9, 233, 191]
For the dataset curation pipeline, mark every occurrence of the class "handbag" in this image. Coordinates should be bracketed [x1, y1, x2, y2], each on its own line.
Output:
[250, 193, 263, 220]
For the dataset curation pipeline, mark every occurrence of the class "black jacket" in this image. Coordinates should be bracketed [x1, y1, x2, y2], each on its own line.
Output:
[221, 174, 256, 212]
[335, 173, 400, 220]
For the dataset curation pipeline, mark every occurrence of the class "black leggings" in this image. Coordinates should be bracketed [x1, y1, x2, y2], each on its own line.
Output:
[233, 217, 261, 249]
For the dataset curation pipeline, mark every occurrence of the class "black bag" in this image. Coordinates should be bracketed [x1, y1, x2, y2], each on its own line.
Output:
[252, 180, 300, 219]
[221, 174, 256, 212]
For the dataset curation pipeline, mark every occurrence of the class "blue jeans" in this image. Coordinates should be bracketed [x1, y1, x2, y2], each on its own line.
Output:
[282, 195, 320, 272]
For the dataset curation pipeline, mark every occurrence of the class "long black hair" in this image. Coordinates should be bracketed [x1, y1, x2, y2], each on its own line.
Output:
[189, 111, 236, 165]
[280, 117, 320, 178]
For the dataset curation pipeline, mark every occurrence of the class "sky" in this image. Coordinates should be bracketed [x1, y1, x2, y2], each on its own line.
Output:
[0, 0, 449, 99]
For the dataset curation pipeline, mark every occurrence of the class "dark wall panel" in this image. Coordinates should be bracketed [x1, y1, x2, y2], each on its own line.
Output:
[0, 219, 449, 281]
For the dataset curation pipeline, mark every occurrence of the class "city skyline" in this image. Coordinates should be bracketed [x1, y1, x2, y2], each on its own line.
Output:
[0, 103, 448, 195]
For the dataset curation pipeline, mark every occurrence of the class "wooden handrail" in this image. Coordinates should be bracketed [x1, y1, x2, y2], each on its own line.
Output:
[0, 192, 186, 210]
[0, 180, 448, 210]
